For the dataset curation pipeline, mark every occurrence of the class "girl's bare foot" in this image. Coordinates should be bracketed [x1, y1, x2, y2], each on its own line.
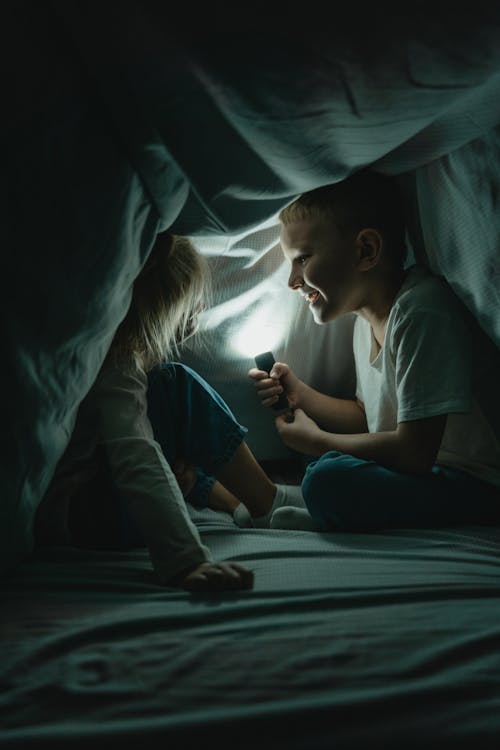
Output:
[172, 458, 197, 498]
[208, 481, 240, 513]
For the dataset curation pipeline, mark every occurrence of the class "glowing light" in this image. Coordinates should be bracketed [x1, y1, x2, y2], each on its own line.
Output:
[230, 306, 285, 359]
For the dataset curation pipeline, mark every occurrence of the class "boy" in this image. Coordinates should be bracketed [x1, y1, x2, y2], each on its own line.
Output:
[246, 169, 500, 531]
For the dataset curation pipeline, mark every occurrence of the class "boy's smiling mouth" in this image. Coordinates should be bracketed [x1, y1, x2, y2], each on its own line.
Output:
[297, 283, 322, 306]
[306, 290, 320, 305]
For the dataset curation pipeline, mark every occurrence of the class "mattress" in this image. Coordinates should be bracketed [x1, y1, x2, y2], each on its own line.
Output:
[1, 509, 500, 749]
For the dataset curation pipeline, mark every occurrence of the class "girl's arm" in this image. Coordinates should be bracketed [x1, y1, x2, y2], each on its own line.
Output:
[93, 358, 253, 590]
[92, 358, 214, 584]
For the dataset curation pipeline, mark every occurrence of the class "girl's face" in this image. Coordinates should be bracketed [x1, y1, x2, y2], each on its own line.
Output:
[280, 216, 363, 324]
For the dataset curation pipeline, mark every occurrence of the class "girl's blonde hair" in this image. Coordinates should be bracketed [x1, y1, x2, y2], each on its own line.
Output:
[112, 233, 208, 371]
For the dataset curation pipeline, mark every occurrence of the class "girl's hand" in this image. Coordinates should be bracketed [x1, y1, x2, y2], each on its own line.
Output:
[274, 408, 324, 455]
[180, 561, 254, 592]
[172, 458, 198, 498]
[248, 361, 302, 410]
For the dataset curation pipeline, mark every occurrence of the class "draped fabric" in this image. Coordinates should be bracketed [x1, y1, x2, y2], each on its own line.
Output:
[2, 1, 500, 574]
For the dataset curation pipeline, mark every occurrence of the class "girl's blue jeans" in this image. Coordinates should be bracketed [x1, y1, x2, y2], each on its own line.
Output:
[147, 362, 248, 507]
[302, 451, 500, 531]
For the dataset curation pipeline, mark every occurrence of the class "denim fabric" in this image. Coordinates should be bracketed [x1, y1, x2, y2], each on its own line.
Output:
[302, 451, 500, 531]
[146, 362, 248, 508]
[117, 362, 248, 548]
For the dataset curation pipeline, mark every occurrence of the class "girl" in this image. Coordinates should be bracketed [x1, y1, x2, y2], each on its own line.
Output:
[35, 232, 303, 591]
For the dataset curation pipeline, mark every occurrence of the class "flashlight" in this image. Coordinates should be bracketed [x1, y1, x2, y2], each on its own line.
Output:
[254, 351, 295, 421]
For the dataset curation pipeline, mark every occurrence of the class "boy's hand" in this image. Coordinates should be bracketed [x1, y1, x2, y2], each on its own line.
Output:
[248, 361, 301, 409]
[275, 408, 323, 455]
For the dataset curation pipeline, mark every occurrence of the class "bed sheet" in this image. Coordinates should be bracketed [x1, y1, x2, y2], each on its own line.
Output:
[1, 511, 500, 749]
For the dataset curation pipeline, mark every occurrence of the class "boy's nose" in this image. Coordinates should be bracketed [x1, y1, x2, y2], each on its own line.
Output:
[288, 273, 304, 291]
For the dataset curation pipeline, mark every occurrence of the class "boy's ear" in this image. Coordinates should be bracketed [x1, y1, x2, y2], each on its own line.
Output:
[355, 228, 383, 271]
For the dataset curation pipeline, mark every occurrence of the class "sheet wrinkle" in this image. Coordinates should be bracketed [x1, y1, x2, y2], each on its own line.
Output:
[2, 523, 500, 747]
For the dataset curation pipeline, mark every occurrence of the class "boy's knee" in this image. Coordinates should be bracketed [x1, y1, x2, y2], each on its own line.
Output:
[303, 452, 357, 502]
[302, 452, 370, 530]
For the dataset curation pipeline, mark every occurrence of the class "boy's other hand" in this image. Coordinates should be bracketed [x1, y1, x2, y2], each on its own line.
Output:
[275, 408, 323, 455]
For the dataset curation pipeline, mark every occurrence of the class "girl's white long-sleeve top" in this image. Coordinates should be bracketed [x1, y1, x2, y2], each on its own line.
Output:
[40, 357, 213, 584]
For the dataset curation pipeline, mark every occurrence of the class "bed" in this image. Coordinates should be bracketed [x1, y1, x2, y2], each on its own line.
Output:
[2, 511, 500, 749]
[2, 3, 500, 748]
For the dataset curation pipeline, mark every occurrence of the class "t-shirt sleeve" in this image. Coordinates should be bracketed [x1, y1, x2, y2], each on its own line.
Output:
[90, 358, 212, 584]
[391, 307, 473, 423]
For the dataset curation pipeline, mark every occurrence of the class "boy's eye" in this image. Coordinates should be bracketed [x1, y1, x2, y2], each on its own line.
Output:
[296, 254, 309, 265]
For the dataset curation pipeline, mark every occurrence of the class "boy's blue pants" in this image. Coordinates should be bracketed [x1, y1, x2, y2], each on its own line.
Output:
[302, 451, 500, 531]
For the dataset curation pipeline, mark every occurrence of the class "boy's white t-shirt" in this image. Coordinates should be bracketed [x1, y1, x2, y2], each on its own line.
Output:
[353, 265, 500, 489]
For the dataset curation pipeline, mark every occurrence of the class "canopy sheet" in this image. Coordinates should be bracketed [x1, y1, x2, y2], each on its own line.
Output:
[2, 3, 500, 578]
[1, 511, 500, 749]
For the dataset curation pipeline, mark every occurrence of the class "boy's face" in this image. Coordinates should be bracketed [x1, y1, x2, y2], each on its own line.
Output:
[280, 216, 361, 324]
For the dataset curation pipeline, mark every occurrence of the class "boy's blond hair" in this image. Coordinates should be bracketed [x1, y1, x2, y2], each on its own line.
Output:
[112, 233, 208, 371]
[279, 168, 407, 265]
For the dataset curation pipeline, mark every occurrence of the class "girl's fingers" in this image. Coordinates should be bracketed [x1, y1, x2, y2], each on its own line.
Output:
[181, 562, 254, 591]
